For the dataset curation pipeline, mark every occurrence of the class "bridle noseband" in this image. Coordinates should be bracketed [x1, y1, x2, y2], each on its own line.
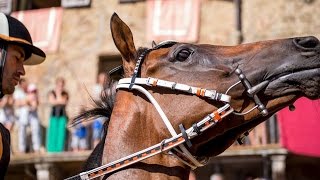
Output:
[66, 41, 269, 180]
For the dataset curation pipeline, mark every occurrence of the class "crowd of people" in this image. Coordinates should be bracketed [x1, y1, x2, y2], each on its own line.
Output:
[0, 74, 106, 154]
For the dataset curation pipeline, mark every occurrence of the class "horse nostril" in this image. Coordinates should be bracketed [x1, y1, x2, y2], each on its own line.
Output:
[293, 36, 320, 49]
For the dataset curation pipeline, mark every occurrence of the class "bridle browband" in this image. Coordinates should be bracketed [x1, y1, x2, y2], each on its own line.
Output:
[66, 41, 269, 180]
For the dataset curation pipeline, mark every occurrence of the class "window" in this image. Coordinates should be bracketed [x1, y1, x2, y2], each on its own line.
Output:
[11, 0, 61, 12]
[98, 55, 122, 75]
[7, 0, 90, 13]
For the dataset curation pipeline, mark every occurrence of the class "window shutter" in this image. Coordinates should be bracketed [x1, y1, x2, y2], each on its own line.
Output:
[61, 0, 91, 8]
[119, 0, 144, 3]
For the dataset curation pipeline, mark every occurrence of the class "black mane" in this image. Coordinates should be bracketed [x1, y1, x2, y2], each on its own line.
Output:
[71, 76, 118, 172]
[73, 43, 178, 173]
[71, 47, 150, 127]
[71, 79, 117, 127]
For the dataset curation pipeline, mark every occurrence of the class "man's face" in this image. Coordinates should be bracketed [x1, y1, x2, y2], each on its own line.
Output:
[2, 44, 26, 94]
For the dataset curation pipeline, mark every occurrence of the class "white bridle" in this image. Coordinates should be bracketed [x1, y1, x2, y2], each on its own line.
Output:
[66, 80, 234, 179]
[117, 77, 232, 169]
[66, 41, 270, 180]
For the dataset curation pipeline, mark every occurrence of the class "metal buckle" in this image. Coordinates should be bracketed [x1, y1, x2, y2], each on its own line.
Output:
[235, 68, 268, 116]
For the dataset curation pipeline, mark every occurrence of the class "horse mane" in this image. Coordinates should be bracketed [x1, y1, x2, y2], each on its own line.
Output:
[70, 47, 151, 172]
[71, 79, 117, 127]
[71, 47, 149, 128]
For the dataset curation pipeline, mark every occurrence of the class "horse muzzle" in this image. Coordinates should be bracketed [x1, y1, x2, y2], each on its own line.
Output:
[264, 67, 320, 99]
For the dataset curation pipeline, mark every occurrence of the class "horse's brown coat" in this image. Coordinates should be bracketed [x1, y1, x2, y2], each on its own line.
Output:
[80, 13, 320, 180]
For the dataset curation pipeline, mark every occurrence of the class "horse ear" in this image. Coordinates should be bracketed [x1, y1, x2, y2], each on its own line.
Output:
[110, 13, 137, 75]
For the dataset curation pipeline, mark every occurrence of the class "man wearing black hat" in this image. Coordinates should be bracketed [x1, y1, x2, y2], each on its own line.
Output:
[0, 12, 46, 178]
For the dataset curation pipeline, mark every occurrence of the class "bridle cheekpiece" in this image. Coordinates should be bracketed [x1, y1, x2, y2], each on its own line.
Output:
[66, 41, 269, 180]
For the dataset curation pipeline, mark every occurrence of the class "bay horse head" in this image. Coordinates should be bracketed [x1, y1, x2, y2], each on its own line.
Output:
[72, 13, 320, 180]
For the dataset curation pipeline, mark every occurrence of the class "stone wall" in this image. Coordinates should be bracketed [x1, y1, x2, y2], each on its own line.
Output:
[243, 0, 320, 42]
[24, 0, 149, 124]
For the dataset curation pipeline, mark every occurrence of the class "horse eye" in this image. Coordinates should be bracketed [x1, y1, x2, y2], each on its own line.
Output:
[176, 49, 192, 61]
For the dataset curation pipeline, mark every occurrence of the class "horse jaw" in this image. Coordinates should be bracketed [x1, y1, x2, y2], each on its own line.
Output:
[191, 61, 320, 158]
[193, 95, 298, 158]
[194, 38, 320, 157]
[265, 68, 320, 100]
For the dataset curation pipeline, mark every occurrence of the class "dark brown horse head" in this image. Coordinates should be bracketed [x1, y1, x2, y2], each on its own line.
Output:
[75, 13, 319, 180]
[110, 13, 320, 159]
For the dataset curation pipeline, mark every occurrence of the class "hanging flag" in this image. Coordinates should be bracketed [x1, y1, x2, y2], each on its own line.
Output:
[278, 98, 320, 157]
[147, 0, 200, 43]
[11, 7, 63, 53]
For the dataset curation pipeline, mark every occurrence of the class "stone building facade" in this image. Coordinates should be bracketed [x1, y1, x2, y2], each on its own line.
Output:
[11, 0, 319, 179]
[23, 0, 320, 123]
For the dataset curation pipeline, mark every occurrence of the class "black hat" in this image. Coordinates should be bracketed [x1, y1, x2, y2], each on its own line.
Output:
[0, 13, 46, 65]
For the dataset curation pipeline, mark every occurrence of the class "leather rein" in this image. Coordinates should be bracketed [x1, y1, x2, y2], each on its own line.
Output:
[66, 41, 269, 180]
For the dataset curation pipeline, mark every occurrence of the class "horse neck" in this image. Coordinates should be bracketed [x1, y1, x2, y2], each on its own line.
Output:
[102, 91, 190, 180]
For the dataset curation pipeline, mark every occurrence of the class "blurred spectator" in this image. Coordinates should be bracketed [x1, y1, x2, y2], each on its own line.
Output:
[26, 83, 41, 153]
[92, 72, 106, 100]
[91, 73, 106, 148]
[71, 120, 88, 152]
[47, 77, 69, 152]
[0, 95, 15, 131]
[13, 79, 29, 153]
[13, 80, 42, 153]
[92, 117, 105, 148]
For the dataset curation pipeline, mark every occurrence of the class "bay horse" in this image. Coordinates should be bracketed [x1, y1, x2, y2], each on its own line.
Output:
[68, 13, 320, 180]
